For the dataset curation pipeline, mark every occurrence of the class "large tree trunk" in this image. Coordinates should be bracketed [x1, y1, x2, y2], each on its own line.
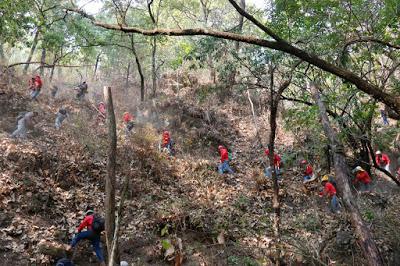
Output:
[228, 0, 245, 85]
[49, 53, 56, 82]
[39, 48, 46, 76]
[131, 40, 145, 101]
[23, 29, 40, 74]
[103, 86, 118, 262]
[310, 83, 383, 266]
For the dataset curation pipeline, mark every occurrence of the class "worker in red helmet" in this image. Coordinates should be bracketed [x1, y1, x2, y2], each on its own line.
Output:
[300, 160, 316, 183]
[29, 75, 42, 100]
[264, 149, 282, 178]
[218, 145, 234, 174]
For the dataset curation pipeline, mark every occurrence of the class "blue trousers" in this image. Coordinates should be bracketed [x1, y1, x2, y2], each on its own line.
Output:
[30, 89, 40, 100]
[71, 230, 104, 262]
[218, 160, 234, 174]
[265, 166, 280, 178]
[330, 195, 339, 212]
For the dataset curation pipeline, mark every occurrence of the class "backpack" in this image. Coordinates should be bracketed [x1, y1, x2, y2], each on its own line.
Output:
[92, 214, 105, 233]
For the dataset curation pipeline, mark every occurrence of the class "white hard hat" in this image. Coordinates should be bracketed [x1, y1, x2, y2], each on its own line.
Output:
[375, 150, 382, 155]
[353, 166, 364, 173]
[120, 261, 129, 266]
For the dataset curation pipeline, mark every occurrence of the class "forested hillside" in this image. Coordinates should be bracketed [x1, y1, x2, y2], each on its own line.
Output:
[0, 0, 399, 265]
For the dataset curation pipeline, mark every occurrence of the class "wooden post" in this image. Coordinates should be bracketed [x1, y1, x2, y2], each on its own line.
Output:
[103, 86, 117, 262]
[310, 83, 383, 266]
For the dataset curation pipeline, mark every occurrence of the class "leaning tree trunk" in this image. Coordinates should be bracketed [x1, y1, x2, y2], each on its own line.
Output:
[310, 83, 383, 266]
[125, 62, 130, 90]
[93, 52, 101, 80]
[103, 86, 118, 262]
[24, 29, 40, 74]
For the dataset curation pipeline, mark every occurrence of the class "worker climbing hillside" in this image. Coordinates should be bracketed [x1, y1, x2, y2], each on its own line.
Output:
[11, 111, 37, 139]
[264, 148, 282, 178]
[161, 129, 175, 155]
[300, 160, 316, 183]
[218, 145, 234, 174]
[55, 108, 68, 130]
[51, 84, 59, 98]
[380, 109, 389, 126]
[352, 166, 372, 192]
[375, 150, 390, 172]
[319, 175, 340, 213]
[97, 101, 106, 123]
[75, 81, 88, 101]
[67, 208, 105, 266]
[123, 111, 135, 135]
[29, 75, 42, 101]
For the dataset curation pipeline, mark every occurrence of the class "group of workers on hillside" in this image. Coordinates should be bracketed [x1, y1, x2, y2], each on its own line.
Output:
[10, 74, 399, 265]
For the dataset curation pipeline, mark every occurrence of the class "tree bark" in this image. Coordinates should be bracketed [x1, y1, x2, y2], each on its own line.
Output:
[310, 83, 383, 266]
[39, 48, 46, 76]
[0, 42, 5, 61]
[49, 53, 56, 82]
[151, 38, 157, 97]
[24, 29, 40, 74]
[103, 86, 117, 262]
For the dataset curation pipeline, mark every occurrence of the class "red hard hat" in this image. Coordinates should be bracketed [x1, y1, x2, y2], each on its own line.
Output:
[265, 149, 270, 155]
[218, 145, 224, 150]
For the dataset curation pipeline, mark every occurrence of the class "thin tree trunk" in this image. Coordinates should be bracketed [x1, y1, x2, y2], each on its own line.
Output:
[40, 48, 46, 76]
[24, 29, 40, 74]
[228, 0, 245, 85]
[310, 83, 383, 266]
[93, 52, 101, 80]
[103, 86, 117, 262]
[151, 37, 157, 97]
[131, 39, 145, 101]
[126, 62, 130, 90]
[49, 54, 56, 82]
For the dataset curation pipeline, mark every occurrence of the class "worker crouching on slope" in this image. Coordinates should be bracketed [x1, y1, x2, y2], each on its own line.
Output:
[67, 208, 105, 266]
[319, 175, 340, 213]
[218, 145, 234, 174]
[352, 166, 372, 192]
[11, 111, 37, 139]
[162, 130, 175, 155]
[264, 148, 282, 178]
[123, 111, 135, 135]
[55, 108, 68, 130]
[300, 160, 316, 183]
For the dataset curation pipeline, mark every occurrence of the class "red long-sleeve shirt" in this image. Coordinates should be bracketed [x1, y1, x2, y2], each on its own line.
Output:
[123, 113, 133, 123]
[34, 76, 42, 89]
[375, 154, 390, 166]
[319, 182, 336, 197]
[265, 150, 281, 167]
[77, 215, 94, 232]
[219, 148, 229, 163]
[354, 171, 371, 184]
[304, 165, 313, 176]
[162, 131, 170, 146]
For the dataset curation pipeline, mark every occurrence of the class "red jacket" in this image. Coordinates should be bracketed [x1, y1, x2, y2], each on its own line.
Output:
[304, 165, 313, 176]
[162, 131, 170, 146]
[34, 76, 42, 89]
[99, 104, 106, 115]
[77, 215, 94, 232]
[375, 154, 390, 166]
[320, 182, 336, 197]
[123, 113, 133, 123]
[219, 148, 229, 163]
[354, 171, 371, 184]
[265, 150, 281, 167]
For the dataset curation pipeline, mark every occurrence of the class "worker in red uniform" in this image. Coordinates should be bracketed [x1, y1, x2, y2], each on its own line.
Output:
[375, 151, 390, 172]
[30, 75, 42, 100]
[319, 175, 339, 213]
[352, 166, 372, 192]
[162, 130, 174, 155]
[97, 102, 106, 123]
[218, 145, 234, 174]
[264, 149, 281, 178]
[123, 112, 135, 135]
[68, 208, 105, 265]
[301, 160, 316, 183]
